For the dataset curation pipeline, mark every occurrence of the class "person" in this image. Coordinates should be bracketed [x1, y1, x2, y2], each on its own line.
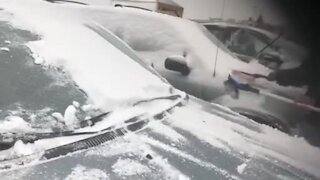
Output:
[267, 53, 320, 146]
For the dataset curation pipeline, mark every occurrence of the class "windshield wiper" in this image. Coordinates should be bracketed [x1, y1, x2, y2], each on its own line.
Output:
[133, 94, 182, 106]
[45, 0, 88, 5]
[0, 112, 110, 151]
[254, 31, 282, 59]
[0, 94, 184, 151]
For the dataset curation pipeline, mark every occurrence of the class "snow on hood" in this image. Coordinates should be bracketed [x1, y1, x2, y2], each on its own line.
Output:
[169, 105, 320, 178]
[0, 0, 177, 113]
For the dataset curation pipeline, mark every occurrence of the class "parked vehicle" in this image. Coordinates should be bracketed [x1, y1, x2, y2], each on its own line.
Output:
[85, 5, 307, 134]
[202, 21, 308, 70]
[1, 1, 320, 179]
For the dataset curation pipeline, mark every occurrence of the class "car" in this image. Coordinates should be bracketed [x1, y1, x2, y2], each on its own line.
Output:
[201, 21, 308, 70]
[1, 1, 320, 179]
[83, 5, 308, 134]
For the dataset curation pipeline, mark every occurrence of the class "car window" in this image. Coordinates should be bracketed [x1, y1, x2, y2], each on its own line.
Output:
[0, 21, 89, 129]
[229, 29, 274, 58]
[205, 25, 233, 44]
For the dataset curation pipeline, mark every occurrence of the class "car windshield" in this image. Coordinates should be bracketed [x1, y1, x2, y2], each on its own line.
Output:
[0, 20, 91, 131]
[0, 8, 175, 132]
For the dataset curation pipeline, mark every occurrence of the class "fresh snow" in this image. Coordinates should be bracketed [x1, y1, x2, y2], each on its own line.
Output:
[72, 101, 80, 108]
[0, 116, 34, 133]
[147, 121, 186, 142]
[112, 158, 151, 176]
[51, 112, 64, 122]
[236, 162, 247, 174]
[63, 105, 78, 128]
[169, 106, 320, 178]
[86, 134, 190, 179]
[65, 165, 109, 180]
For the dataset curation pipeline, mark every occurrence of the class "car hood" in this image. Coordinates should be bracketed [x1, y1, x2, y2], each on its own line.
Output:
[1, 97, 320, 179]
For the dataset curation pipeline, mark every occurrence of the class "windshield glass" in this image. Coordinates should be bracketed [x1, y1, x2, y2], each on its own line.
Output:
[0, 4, 176, 132]
[0, 20, 91, 131]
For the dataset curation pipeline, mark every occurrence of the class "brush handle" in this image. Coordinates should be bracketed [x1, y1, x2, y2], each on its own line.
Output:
[260, 91, 320, 113]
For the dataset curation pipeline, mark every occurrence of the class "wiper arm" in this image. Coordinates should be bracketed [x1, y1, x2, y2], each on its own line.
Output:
[0, 112, 110, 151]
[132, 94, 182, 106]
[45, 0, 88, 5]
[254, 31, 282, 59]
[0, 94, 185, 151]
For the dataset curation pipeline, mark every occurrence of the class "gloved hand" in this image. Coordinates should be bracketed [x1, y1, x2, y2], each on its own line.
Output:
[267, 72, 277, 81]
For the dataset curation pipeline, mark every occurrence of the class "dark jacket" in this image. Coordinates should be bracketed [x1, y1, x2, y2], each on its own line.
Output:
[273, 56, 320, 106]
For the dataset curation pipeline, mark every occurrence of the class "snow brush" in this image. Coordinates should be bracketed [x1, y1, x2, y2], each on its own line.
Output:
[224, 70, 320, 113]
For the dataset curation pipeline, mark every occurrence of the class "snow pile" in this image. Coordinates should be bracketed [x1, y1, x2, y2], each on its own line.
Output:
[112, 158, 151, 176]
[65, 165, 109, 180]
[63, 105, 78, 129]
[12, 140, 36, 156]
[0, 116, 34, 133]
[0, 0, 175, 114]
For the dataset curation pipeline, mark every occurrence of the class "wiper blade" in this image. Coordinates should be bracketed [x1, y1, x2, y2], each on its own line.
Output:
[133, 94, 181, 106]
[79, 112, 110, 128]
[0, 112, 111, 151]
[45, 0, 88, 5]
[0, 94, 185, 151]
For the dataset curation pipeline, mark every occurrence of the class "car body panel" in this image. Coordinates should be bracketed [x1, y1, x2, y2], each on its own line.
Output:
[0, 99, 318, 180]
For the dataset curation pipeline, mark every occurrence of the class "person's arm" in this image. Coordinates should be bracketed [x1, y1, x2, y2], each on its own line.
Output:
[268, 67, 309, 87]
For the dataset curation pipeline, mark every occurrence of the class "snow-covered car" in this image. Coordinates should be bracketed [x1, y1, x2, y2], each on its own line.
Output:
[82, 5, 308, 134]
[201, 21, 308, 69]
[1, 1, 320, 179]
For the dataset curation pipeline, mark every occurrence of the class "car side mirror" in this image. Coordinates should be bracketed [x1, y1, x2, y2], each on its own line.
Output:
[164, 56, 190, 76]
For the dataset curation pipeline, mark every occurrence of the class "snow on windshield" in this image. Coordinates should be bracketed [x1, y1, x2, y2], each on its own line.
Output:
[0, 0, 176, 114]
